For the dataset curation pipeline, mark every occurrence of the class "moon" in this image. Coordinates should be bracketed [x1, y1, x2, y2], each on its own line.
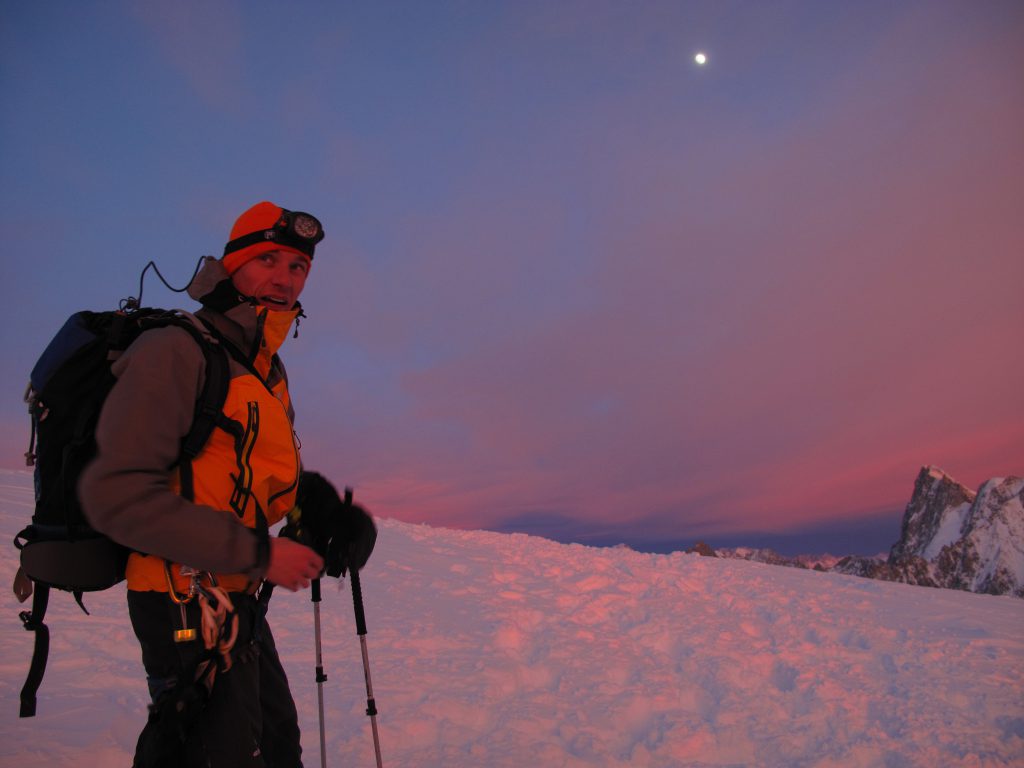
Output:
[695, 52, 707, 66]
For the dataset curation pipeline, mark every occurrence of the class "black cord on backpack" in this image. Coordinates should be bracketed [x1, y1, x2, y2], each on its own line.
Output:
[121, 256, 207, 312]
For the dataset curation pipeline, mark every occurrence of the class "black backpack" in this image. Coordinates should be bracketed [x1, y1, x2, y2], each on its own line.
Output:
[14, 307, 230, 717]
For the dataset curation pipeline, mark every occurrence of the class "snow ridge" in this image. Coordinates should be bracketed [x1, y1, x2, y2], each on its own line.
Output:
[2, 469, 1023, 767]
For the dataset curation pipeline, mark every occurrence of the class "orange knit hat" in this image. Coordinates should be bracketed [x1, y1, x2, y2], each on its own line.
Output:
[221, 201, 323, 275]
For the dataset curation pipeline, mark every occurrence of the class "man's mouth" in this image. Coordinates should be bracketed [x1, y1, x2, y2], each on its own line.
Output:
[261, 295, 290, 308]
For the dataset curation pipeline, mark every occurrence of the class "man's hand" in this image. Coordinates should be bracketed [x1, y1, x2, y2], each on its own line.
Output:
[266, 537, 324, 591]
[326, 499, 376, 578]
[296, 471, 378, 578]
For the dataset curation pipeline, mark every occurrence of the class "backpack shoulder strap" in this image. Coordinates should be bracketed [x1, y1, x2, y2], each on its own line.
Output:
[197, 319, 264, 383]
[139, 312, 231, 502]
[166, 318, 230, 502]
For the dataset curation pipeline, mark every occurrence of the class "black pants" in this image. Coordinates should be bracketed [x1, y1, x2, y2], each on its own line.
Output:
[127, 590, 303, 768]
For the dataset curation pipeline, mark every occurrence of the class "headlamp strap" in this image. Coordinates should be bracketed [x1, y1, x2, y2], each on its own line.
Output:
[222, 228, 312, 257]
[223, 209, 323, 258]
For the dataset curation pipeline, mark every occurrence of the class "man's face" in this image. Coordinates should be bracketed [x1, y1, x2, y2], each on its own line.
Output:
[231, 249, 311, 311]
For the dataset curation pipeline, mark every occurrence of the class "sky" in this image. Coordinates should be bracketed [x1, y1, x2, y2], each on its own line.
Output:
[1, 1, 1022, 555]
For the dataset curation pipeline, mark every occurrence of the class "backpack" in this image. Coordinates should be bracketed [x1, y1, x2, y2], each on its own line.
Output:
[13, 307, 230, 717]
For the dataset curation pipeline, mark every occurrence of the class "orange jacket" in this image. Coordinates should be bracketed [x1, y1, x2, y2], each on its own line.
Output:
[80, 258, 302, 594]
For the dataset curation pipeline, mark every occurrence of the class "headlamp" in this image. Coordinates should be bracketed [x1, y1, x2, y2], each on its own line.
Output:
[223, 208, 325, 259]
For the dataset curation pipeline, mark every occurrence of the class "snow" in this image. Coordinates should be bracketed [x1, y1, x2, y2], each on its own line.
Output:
[965, 477, 1024, 592]
[921, 501, 972, 561]
[2, 469, 1023, 767]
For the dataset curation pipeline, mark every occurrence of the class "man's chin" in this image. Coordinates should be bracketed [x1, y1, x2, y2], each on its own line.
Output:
[257, 299, 294, 311]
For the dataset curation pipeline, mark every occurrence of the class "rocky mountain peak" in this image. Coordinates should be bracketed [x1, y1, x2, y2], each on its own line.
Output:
[888, 465, 976, 562]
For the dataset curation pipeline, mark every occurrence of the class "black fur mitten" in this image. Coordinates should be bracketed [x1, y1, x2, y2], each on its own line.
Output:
[293, 471, 377, 577]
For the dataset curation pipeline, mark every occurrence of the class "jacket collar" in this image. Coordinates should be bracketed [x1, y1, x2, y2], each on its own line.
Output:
[189, 256, 300, 369]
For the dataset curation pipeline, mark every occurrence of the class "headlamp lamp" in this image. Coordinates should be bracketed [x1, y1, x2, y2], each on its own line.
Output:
[223, 208, 325, 259]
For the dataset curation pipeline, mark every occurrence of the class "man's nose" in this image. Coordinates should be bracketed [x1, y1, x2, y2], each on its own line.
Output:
[270, 265, 294, 287]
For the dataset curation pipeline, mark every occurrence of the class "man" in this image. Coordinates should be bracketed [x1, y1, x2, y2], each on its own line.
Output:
[80, 201, 376, 767]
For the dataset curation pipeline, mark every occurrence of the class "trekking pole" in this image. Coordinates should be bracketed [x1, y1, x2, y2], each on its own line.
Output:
[345, 488, 383, 768]
[312, 577, 328, 768]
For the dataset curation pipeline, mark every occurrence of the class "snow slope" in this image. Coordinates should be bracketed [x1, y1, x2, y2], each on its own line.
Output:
[1, 470, 1022, 767]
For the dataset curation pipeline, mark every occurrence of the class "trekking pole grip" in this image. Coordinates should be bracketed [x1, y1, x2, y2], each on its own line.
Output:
[351, 568, 368, 636]
[344, 487, 369, 637]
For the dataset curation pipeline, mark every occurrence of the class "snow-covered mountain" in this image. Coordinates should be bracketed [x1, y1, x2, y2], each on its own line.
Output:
[833, 466, 1024, 597]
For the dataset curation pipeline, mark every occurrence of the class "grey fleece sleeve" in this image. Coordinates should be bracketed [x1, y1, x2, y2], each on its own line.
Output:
[79, 325, 265, 578]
